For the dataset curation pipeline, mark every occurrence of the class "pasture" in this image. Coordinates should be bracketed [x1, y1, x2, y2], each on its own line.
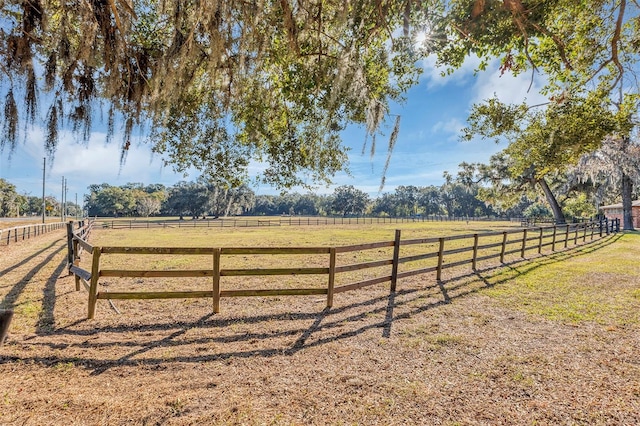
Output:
[1, 221, 639, 425]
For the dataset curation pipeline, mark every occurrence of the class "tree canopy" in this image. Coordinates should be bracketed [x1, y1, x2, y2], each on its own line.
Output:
[0, 0, 434, 188]
[444, 0, 640, 228]
[3, 0, 639, 212]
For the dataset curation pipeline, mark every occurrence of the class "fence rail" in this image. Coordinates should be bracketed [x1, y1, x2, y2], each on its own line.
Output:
[98, 215, 523, 230]
[69, 218, 620, 319]
[0, 222, 67, 246]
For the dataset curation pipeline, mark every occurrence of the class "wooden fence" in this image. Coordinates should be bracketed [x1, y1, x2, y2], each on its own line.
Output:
[68, 218, 620, 319]
[0, 221, 67, 246]
[98, 215, 516, 230]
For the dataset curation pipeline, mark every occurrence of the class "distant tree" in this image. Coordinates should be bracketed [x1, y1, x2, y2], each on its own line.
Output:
[101, 186, 137, 216]
[314, 195, 334, 216]
[294, 194, 321, 216]
[164, 182, 208, 218]
[252, 195, 278, 216]
[143, 184, 167, 194]
[223, 185, 256, 216]
[371, 193, 398, 217]
[274, 193, 301, 216]
[121, 182, 145, 191]
[132, 186, 165, 217]
[0, 179, 20, 217]
[136, 195, 162, 217]
[44, 196, 59, 216]
[331, 185, 370, 216]
[86, 184, 112, 216]
[393, 185, 420, 216]
[85, 184, 136, 216]
[63, 202, 82, 218]
[25, 196, 44, 216]
[417, 186, 443, 216]
[439, 172, 491, 217]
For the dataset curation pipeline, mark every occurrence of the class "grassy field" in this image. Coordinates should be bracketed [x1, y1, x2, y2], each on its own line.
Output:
[91, 219, 518, 245]
[0, 222, 638, 425]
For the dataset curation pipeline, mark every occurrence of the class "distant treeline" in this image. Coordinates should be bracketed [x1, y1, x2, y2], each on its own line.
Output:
[83, 180, 531, 218]
[0, 178, 80, 217]
[0, 176, 570, 220]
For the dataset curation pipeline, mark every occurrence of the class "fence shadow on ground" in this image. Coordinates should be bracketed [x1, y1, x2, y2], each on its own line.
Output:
[0, 238, 63, 282]
[4, 233, 622, 376]
[0, 241, 66, 311]
[36, 258, 70, 335]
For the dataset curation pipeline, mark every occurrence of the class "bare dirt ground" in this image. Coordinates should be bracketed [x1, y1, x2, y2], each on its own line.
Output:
[1, 230, 639, 425]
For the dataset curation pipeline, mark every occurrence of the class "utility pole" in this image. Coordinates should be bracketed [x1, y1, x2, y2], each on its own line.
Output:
[64, 178, 68, 221]
[61, 176, 64, 222]
[42, 157, 46, 224]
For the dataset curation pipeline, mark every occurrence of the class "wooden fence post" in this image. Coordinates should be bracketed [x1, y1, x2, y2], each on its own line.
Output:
[66, 221, 75, 275]
[87, 248, 102, 319]
[500, 231, 507, 263]
[473, 234, 480, 269]
[213, 248, 221, 313]
[551, 226, 557, 252]
[583, 223, 587, 242]
[327, 248, 336, 308]
[537, 228, 543, 254]
[520, 229, 527, 258]
[436, 238, 445, 281]
[389, 230, 402, 291]
[73, 239, 81, 291]
[564, 224, 570, 248]
[599, 219, 603, 237]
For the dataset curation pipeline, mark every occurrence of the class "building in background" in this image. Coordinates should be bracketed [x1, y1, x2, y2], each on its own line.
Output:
[600, 200, 640, 228]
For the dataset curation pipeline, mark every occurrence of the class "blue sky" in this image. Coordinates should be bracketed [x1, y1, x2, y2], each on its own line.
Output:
[0, 56, 547, 202]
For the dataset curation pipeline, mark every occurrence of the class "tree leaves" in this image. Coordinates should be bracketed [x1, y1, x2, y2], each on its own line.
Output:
[1, 0, 427, 189]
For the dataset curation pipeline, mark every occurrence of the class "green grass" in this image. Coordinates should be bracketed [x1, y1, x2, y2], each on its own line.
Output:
[482, 232, 640, 326]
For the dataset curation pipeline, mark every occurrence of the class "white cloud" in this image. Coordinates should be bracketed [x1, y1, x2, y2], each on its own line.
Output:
[4, 126, 194, 197]
[420, 54, 549, 107]
[431, 118, 465, 141]
[419, 54, 484, 89]
[471, 61, 548, 106]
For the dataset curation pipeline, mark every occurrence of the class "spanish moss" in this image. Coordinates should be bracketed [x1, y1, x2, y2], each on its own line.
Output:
[379, 115, 401, 192]
[2, 89, 18, 152]
[45, 103, 59, 157]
